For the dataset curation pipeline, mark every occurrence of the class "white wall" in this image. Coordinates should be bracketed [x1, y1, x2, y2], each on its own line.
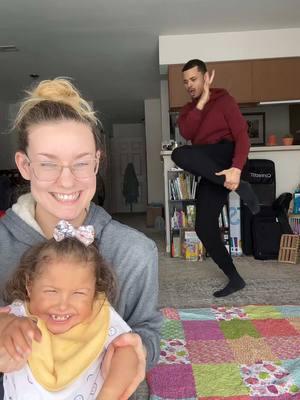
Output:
[93, 103, 114, 212]
[160, 80, 171, 142]
[159, 28, 300, 73]
[241, 104, 290, 143]
[113, 123, 145, 138]
[0, 102, 18, 169]
[249, 147, 300, 197]
[110, 123, 147, 213]
[144, 99, 164, 204]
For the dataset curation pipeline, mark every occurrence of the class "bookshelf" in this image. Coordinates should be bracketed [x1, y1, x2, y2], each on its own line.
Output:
[168, 172, 231, 260]
[161, 151, 243, 258]
[168, 169, 201, 260]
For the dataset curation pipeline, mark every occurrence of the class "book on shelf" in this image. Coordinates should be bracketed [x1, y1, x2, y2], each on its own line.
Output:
[186, 204, 196, 228]
[169, 172, 197, 201]
[222, 205, 229, 228]
[170, 229, 205, 261]
[171, 234, 181, 258]
[221, 230, 230, 254]
[171, 205, 196, 230]
[228, 191, 243, 256]
[181, 230, 205, 261]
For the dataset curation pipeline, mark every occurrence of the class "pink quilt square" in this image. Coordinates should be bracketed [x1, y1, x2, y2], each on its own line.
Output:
[183, 320, 224, 340]
[203, 397, 250, 400]
[266, 336, 300, 359]
[252, 319, 299, 337]
[161, 307, 180, 320]
[147, 364, 196, 398]
[186, 339, 234, 363]
[250, 395, 297, 399]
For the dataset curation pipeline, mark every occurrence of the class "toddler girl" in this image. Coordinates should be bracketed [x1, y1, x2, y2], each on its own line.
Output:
[0, 220, 138, 400]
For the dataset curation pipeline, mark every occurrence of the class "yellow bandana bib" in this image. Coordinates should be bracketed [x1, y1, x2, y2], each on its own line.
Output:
[26, 294, 110, 391]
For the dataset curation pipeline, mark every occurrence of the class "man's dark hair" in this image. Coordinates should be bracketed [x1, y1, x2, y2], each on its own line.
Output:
[182, 59, 207, 74]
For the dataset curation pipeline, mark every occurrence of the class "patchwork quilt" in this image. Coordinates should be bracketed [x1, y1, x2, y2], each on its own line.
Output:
[147, 305, 300, 399]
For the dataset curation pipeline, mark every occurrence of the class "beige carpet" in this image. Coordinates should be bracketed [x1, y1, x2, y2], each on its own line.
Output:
[113, 213, 300, 399]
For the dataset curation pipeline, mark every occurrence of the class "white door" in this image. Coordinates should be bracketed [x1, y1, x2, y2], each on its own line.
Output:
[110, 136, 147, 213]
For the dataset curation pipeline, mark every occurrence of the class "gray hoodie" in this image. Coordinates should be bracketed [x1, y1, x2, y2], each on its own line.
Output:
[0, 196, 162, 369]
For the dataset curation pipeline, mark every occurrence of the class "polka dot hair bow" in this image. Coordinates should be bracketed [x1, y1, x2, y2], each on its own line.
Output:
[53, 220, 95, 246]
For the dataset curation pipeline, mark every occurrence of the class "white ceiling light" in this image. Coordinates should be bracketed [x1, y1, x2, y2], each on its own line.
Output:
[0, 45, 18, 52]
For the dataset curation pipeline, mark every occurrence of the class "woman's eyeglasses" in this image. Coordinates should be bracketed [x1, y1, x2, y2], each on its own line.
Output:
[26, 158, 99, 182]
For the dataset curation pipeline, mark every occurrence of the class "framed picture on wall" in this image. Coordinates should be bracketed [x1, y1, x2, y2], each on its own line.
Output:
[242, 112, 266, 146]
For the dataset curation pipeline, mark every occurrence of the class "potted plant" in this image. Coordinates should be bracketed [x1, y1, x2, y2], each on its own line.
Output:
[267, 133, 277, 146]
[282, 133, 294, 146]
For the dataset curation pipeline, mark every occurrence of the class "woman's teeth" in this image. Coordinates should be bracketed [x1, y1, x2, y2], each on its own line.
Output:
[53, 193, 79, 201]
[51, 314, 71, 321]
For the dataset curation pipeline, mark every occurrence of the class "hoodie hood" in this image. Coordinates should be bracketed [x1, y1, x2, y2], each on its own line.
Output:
[12, 193, 44, 236]
[1, 196, 112, 247]
[192, 88, 228, 105]
[209, 88, 228, 101]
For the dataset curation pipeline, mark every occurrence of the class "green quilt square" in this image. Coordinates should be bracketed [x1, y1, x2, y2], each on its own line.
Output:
[244, 305, 282, 319]
[161, 320, 184, 340]
[220, 319, 260, 339]
[192, 363, 249, 397]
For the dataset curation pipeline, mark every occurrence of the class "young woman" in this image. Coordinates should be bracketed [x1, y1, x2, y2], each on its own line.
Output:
[1, 221, 138, 400]
[0, 78, 162, 398]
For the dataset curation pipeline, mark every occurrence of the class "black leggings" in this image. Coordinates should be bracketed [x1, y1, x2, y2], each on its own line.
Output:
[171, 142, 245, 280]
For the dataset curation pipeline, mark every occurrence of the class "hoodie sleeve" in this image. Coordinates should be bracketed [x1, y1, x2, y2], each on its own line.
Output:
[223, 95, 250, 170]
[177, 102, 204, 141]
[124, 242, 162, 370]
[100, 222, 162, 370]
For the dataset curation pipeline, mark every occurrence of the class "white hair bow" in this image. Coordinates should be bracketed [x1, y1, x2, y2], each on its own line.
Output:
[53, 220, 95, 246]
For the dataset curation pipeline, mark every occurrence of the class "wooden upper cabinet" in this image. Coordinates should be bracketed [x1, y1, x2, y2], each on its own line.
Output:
[207, 60, 252, 104]
[252, 57, 300, 102]
[168, 64, 190, 109]
[168, 57, 300, 109]
[168, 60, 252, 109]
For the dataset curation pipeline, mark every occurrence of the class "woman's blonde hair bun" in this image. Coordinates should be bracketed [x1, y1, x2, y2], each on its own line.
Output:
[15, 77, 98, 129]
[34, 78, 81, 103]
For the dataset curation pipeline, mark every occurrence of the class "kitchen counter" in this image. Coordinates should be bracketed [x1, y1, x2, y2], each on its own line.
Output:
[161, 145, 300, 156]
[161, 145, 300, 253]
[250, 145, 300, 152]
[161, 144, 300, 198]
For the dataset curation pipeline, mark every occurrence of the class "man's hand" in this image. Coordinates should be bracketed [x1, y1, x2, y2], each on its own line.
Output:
[101, 332, 146, 399]
[1, 315, 42, 362]
[216, 167, 241, 191]
[197, 69, 215, 110]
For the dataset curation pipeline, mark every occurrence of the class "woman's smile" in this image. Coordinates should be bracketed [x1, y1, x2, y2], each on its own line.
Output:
[51, 192, 81, 203]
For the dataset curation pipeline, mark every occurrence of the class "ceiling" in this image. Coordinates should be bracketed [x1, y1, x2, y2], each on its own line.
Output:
[1, 0, 300, 125]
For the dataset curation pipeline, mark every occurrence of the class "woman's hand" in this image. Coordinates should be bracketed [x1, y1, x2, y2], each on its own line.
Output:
[216, 167, 241, 191]
[101, 332, 146, 399]
[1, 315, 42, 362]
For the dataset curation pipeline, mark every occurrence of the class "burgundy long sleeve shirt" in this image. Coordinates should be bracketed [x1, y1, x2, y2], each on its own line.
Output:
[178, 88, 250, 170]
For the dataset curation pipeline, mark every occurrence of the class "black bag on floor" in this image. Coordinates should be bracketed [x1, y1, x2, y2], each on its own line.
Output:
[251, 194, 293, 260]
[252, 206, 282, 260]
[241, 159, 276, 255]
